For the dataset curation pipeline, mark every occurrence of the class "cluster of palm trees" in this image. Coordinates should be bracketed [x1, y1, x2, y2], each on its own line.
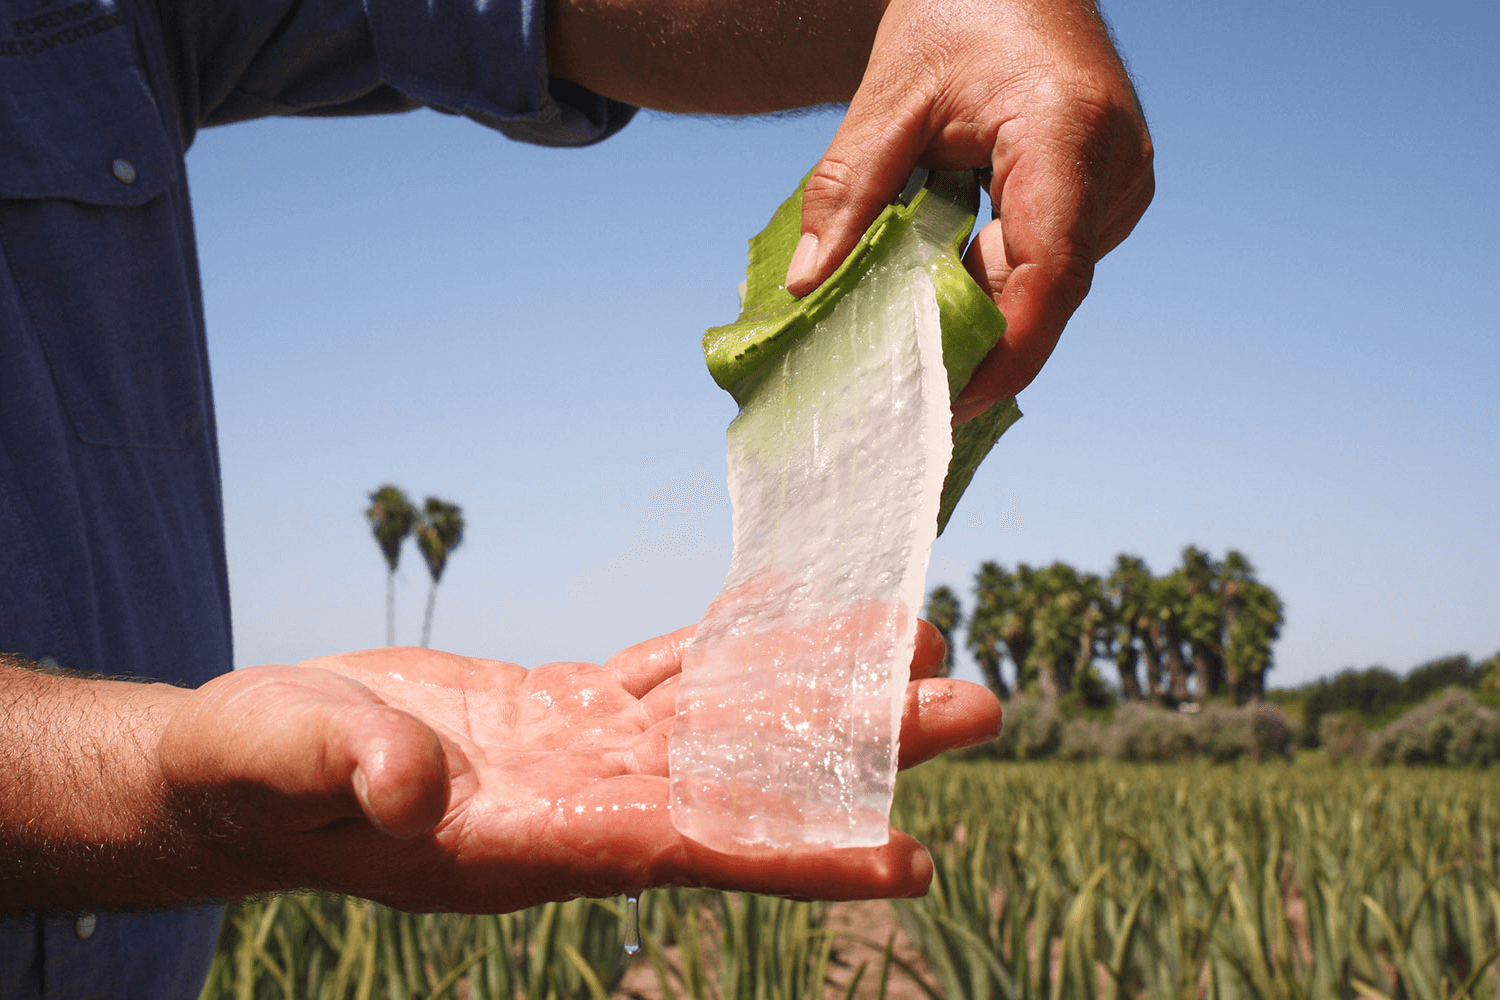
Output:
[365, 484, 465, 648]
[926, 546, 1284, 706]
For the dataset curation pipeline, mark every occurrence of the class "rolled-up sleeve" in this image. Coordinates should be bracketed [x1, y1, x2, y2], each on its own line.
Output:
[362, 0, 634, 146]
[173, 0, 633, 147]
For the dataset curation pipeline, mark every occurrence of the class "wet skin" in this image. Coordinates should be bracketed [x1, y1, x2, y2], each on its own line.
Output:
[159, 622, 1000, 913]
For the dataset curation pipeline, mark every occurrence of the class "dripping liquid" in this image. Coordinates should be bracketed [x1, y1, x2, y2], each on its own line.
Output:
[623, 894, 641, 956]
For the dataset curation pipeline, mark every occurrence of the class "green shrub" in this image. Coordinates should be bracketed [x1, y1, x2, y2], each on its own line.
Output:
[1367, 688, 1500, 766]
[991, 695, 1063, 761]
[1318, 711, 1371, 763]
[1100, 701, 1295, 763]
[1198, 703, 1261, 763]
[1285, 654, 1492, 747]
[1056, 715, 1107, 761]
[1299, 666, 1404, 746]
[1405, 653, 1483, 703]
[1105, 702, 1197, 762]
[972, 697, 1298, 764]
[1246, 700, 1298, 761]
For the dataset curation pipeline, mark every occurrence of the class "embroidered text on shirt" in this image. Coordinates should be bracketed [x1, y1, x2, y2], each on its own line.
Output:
[2, 1, 121, 56]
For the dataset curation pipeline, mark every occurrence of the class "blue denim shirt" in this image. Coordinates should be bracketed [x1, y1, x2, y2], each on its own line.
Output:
[0, 0, 632, 994]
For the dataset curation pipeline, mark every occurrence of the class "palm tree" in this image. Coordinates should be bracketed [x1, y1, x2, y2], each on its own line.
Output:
[965, 562, 1012, 698]
[1178, 545, 1228, 696]
[415, 497, 465, 648]
[923, 585, 962, 679]
[1022, 564, 1111, 701]
[1071, 573, 1115, 706]
[1106, 554, 1157, 700]
[1225, 577, 1283, 700]
[1217, 549, 1258, 700]
[1028, 562, 1085, 699]
[1150, 572, 1192, 704]
[1000, 563, 1040, 693]
[366, 484, 416, 647]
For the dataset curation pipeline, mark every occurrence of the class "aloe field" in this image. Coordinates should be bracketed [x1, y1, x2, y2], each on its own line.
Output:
[201, 761, 1500, 1000]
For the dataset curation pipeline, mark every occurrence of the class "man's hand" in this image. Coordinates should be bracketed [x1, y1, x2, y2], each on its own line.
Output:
[787, 0, 1155, 422]
[549, 0, 1152, 420]
[155, 622, 998, 913]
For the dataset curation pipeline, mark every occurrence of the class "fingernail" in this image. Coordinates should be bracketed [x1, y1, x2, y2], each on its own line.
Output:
[785, 233, 819, 295]
[352, 765, 396, 838]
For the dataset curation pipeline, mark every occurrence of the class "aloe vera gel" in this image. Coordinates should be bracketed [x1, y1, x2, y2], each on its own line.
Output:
[669, 171, 1019, 851]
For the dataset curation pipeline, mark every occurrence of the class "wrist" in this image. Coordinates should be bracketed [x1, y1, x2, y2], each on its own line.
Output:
[546, 0, 883, 113]
[0, 664, 211, 911]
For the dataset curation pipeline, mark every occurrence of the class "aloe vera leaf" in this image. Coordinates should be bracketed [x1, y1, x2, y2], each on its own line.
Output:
[671, 193, 941, 847]
[671, 170, 1023, 853]
[672, 234, 951, 849]
[703, 169, 1020, 534]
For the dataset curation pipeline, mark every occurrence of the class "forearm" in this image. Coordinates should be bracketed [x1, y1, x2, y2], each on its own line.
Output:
[0, 659, 256, 913]
[546, 0, 888, 113]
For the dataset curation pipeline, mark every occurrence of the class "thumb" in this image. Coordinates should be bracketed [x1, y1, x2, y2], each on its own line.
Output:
[161, 667, 454, 844]
[785, 88, 931, 297]
[337, 703, 451, 840]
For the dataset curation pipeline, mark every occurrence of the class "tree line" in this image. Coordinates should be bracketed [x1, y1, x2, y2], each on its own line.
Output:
[926, 545, 1284, 706]
[1275, 652, 1500, 749]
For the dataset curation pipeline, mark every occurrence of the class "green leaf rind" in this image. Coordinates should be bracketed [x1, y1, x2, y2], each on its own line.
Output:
[704, 169, 1021, 534]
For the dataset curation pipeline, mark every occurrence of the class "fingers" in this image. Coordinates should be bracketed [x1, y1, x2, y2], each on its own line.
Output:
[787, 0, 1155, 412]
[163, 667, 453, 848]
[953, 223, 1093, 421]
[341, 704, 452, 839]
[636, 674, 680, 728]
[623, 716, 674, 776]
[908, 619, 947, 680]
[951, 120, 1103, 418]
[550, 777, 934, 903]
[633, 641, 996, 777]
[897, 679, 1001, 768]
[786, 122, 926, 295]
[785, 0, 953, 296]
[953, 98, 1154, 422]
[671, 829, 934, 900]
[607, 624, 696, 698]
[785, 75, 932, 297]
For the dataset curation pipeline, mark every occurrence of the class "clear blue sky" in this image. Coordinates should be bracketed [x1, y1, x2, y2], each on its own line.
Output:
[186, 0, 1499, 690]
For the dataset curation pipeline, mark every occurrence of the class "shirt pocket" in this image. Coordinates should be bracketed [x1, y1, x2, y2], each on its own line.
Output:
[0, 61, 206, 450]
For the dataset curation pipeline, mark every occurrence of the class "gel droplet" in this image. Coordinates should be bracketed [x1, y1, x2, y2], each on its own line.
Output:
[623, 894, 641, 956]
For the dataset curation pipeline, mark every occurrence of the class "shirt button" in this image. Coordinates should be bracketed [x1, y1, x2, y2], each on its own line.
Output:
[111, 159, 137, 184]
[75, 913, 96, 939]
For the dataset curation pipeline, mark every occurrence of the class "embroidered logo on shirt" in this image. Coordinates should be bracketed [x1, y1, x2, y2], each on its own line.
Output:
[1, 0, 122, 56]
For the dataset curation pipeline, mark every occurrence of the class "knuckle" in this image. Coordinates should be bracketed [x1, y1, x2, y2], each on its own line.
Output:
[1004, 73, 1153, 173]
[800, 155, 862, 216]
[1047, 248, 1096, 313]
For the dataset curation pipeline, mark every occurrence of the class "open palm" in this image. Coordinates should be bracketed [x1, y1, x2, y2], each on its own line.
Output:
[159, 624, 999, 913]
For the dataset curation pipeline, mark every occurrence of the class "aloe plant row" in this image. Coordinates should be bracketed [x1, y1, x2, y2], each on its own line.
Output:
[200, 886, 894, 1000]
[202, 761, 1500, 999]
[200, 891, 631, 1000]
[890, 761, 1500, 1000]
